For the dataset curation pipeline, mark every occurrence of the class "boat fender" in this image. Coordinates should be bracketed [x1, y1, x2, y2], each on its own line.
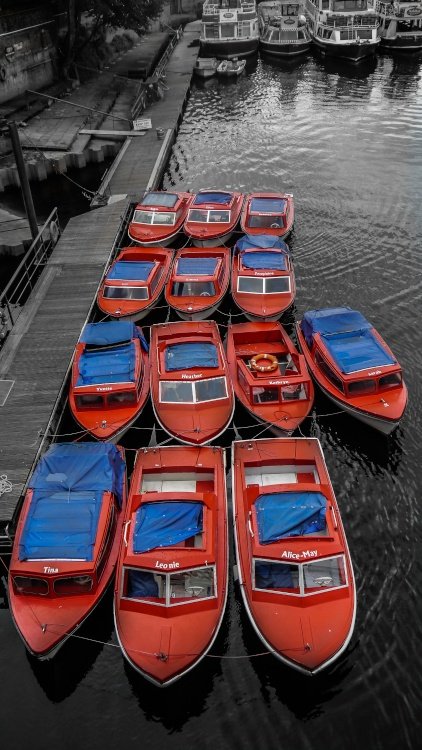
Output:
[49, 220, 60, 244]
[250, 353, 278, 373]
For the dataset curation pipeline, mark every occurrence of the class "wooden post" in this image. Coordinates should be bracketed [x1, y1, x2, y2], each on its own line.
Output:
[8, 121, 39, 242]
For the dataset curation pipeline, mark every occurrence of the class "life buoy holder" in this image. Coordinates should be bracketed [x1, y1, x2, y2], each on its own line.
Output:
[0, 67, 6, 82]
[250, 353, 278, 373]
[49, 220, 60, 244]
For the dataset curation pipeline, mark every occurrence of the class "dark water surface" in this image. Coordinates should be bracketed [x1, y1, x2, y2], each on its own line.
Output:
[1, 52, 422, 750]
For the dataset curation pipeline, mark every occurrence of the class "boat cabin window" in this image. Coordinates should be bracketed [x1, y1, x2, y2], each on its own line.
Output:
[53, 576, 93, 595]
[188, 209, 231, 224]
[254, 560, 300, 593]
[75, 394, 104, 408]
[13, 576, 49, 596]
[379, 372, 402, 389]
[103, 286, 149, 300]
[347, 379, 376, 396]
[265, 277, 290, 294]
[123, 566, 216, 606]
[132, 210, 175, 226]
[160, 381, 195, 403]
[238, 277, 264, 294]
[332, 0, 367, 10]
[108, 391, 137, 406]
[172, 280, 216, 297]
[303, 556, 347, 594]
[248, 215, 285, 229]
[195, 376, 228, 402]
[281, 383, 308, 401]
[252, 386, 279, 404]
[315, 352, 344, 393]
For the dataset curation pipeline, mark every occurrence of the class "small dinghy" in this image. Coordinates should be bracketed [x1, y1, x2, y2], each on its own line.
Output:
[150, 321, 234, 444]
[69, 321, 150, 441]
[226, 321, 314, 435]
[232, 437, 356, 674]
[114, 445, 228, 686]
[240, 192, 294, 240]
[184, 189, 244, 247]
[232, 234, 295, 320]
[165, 246, 230, 320]
[194, 57, 218, 78]
[97, 246, 173, 321]
[216, 57, 246, 76]
[128, 191, 193, 246]
[9, 442, 127, 659]
[296, 307, 408, 435]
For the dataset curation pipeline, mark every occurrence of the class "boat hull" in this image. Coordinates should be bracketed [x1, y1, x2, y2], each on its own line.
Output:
[199, 39, 259, 59]
[312, 36, 379, 61]
[311, 380, 401, 436]
[379, 36, 422, 53]
[188, 230, 234, 247]
[127, 229, 179, 247]
[259, 40, 311, 57]
[174, 301, 221, 321]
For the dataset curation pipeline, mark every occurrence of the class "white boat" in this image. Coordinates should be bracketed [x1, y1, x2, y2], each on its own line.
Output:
[216, 57, 247, 75]
[304, 0, 380, 61]
[258, 1, 312, 56]
[200, 0, 260, 59]
[375, 0, 422, 52]
[194, 57, 219, 77]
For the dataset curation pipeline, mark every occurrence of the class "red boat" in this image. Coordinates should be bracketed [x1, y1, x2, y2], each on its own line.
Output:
[240, 192, 294, 239]
[69, 321, 150, 441]
[150, 321, 234, 445]
[296, 307, 408, 435]
[9, 442, 127, 659]
[114, 445, 228, 686]
[128, 191, 193, 246]
[183, 189, 244, 247]
[232, 234, 295, 320]
[97, 246, 173, 321]
[232, 437, 356, 675]
[226, 322, 314, 435]
[164, 246, 230, 320]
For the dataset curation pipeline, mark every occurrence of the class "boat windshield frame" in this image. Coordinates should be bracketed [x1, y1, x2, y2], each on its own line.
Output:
[159, 376, 228, 404]
[132, 209, 176, 226]
[187, 208, 231, 224]
[237, 276, 291, 294]
[252, 554, 348, 597]
[121, 564, 217, 607]
[103, 285, 149, 300]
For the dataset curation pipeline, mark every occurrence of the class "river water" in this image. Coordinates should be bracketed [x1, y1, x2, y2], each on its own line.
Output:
[1, 52, 422, 750]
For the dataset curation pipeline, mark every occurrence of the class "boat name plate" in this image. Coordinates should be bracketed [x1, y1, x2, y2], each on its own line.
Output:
[181, 373, 203, 379]
[44, 566, 59, 573]
[254, 271, 274, 276]
[269, 380, 290, 385]
[281, 550, 318, 560]
[155, 561, 180, 569]
[367, 369, 382, 376]
[96, 386, 113, 391]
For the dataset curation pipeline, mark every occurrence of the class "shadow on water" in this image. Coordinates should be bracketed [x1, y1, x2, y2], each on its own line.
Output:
[26, 588, 115, 702]
[311, 48, 379, 80]
[260, 51, 310, 74]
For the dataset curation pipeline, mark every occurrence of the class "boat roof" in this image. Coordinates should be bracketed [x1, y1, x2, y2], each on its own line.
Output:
[250, 197, 287, 214]
[301, 308, 396, 374]
[192, 191, 233, 206]
[19, 443, 125, 561]
[255, 491, 327, 543]
[241, 250, 288, 271]
[139, 191, 180, 209]
[165, 342, 219, 372]
[133, 500, 204, 553]
[79, 320, 139, 346]
[106, 260, 156, 282]
[175, 257, 219, 277]
[236, 233, 289, 252]
[76, 342, 137, 387]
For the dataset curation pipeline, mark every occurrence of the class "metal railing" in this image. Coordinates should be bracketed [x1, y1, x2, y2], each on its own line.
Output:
[131, 25, 183, 120]
[0, 208, 61, 339]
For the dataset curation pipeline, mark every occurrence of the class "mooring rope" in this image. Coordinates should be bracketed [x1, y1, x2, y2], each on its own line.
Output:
[0, 475, 12, 497]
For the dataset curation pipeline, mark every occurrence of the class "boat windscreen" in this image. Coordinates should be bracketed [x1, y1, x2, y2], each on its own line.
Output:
[177, 257, 218, 276]
[193, 191, 232, 205]
[237, 276, 264, 293]
[107, 261, 155, 281]
[77, 342, 136, 386]
[165, 342, 219, 371]
[103, 286, 148, 300]
[256, 491, 327, 542]
[133, 501, 203, 553]
[241, 251, 287, 270]
[322, 329, 395, 374]
[172, 280, 216, 297]
[301, 307, 371, 346]
[19, 490, 104, 561]
[236, 234, 289, 252]
[142, 192, 178, 207]
[250, 198, 287, 213]
[80, 320, 138, 346]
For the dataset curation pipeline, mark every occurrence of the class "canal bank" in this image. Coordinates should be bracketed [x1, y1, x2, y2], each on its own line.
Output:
[0, 21, 200, 546]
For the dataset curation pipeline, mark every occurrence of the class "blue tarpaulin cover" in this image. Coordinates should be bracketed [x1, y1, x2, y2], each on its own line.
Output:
[193, 192, 232, 206]
[107, 261, 155, 281]
[235, 234, 289, 252]
[165, 342, 218, 371]
[19, 443, 125, 561]
[133, 501, 203, 553]
[80, 321, 137, 346]
[142, 192, 178, 207]
[176, 257, 218, 276]
[300, 308, 395, 372]
[250, 198, 287, 213]
[241, 251, 287, 271]
[77, 342, 136, 386]
[256, 492, 327, 542]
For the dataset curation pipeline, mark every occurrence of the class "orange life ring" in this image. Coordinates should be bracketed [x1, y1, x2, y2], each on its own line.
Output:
[250, 353, 278, 373]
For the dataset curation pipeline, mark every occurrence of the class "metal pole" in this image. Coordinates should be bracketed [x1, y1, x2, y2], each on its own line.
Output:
[8, 120, 38, 241]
